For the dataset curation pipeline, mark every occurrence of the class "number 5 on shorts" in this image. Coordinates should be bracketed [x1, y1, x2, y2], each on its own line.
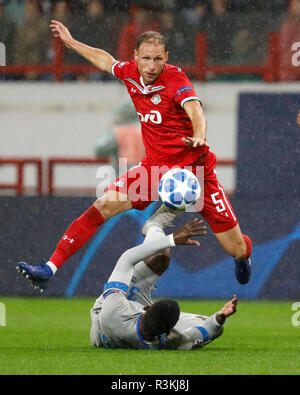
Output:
[211, 192, 226, 213]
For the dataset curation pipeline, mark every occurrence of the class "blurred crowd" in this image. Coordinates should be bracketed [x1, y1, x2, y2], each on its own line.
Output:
[0, 0, 299, 81]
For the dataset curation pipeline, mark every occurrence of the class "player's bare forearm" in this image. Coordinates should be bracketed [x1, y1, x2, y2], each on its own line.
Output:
[50, 19, 116, 73]
[67, 40, 116, 73]
[191, 112, 206, 140]
[182, 100, 207, 147]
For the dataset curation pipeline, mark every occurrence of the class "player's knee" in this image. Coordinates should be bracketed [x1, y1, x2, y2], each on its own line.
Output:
[156, 250, 171, 272]
[144, 249, 171, 275]
[160, 248, 171, 260]
[93, 191, 132, 219]
[93, 198, 108, 218]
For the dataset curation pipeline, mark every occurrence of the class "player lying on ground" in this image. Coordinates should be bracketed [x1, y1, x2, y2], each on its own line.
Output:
[16, 21, 252, 291]
[90, 218, 238, 350]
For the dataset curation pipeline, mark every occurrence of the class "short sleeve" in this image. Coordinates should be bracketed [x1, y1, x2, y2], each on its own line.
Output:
[111, 61, 130, 82]
[171, 70, 202, 108]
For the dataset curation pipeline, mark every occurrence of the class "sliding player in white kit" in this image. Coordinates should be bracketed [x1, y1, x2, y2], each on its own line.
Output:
[90, 215, 238, 350]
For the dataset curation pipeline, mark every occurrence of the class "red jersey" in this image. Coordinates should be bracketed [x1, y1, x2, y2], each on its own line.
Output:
[112, 61, 210, 167]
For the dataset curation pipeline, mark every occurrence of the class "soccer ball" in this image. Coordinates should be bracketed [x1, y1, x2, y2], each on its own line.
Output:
[158, 168, 201, 210]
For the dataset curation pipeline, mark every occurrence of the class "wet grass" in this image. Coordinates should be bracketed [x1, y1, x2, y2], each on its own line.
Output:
[0, 298, 299, 375]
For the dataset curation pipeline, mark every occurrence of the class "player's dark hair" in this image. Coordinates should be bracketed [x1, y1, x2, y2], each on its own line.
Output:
[141, 299, 180, 340]
[137, 31, 167, 52]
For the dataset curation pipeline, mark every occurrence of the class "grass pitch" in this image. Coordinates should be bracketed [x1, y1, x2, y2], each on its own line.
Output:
[0, 297, 299, 375]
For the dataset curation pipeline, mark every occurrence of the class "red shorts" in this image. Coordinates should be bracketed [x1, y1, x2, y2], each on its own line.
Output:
[107, 152, 238, 234]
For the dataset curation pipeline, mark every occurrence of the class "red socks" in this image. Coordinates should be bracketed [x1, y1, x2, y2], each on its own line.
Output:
[243, 234, 252, 259]
[50, 206, 105, 269]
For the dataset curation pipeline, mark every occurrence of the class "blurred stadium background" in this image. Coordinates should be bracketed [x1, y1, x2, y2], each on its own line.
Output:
[0, 0, 299, 300]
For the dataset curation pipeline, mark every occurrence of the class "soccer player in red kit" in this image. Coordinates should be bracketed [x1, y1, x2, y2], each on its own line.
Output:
[17, 21, 252, 290]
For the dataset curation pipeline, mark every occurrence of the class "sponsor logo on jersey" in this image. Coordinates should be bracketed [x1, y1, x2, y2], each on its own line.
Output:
[151, 94, 161, 105]
[176, 86, 193, 96]
[137, 110, 162, 124]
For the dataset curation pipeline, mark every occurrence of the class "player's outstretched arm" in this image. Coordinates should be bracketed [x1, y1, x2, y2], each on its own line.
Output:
[182, 100, 207, 148]
[216, 295, 238, 325]
[106, 219, 206, 288]
[50, 20, 116, 73]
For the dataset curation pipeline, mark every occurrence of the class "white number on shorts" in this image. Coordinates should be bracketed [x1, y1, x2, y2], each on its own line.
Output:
[210, 192, 226, 213]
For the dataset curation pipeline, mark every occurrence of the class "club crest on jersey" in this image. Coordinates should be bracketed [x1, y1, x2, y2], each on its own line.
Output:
[151, 94, 161, 105]
[114, 178, 125, 188]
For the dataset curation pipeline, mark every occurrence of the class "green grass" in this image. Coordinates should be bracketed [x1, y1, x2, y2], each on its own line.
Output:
[0, 298, 300, 375]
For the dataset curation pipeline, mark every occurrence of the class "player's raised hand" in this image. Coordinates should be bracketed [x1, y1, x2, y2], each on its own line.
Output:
[216, 295, 238, 324]
[182, 136, 207, 148]
[50, 20, 74, 48]
[173, 218, 207, 246]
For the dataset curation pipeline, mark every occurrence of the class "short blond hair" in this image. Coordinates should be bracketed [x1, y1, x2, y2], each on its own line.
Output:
[136, 31, 167, 52]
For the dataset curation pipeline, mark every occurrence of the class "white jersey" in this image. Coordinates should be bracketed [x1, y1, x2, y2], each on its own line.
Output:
[91, 291, 165, 350]
[90, 230, 224, 351]
[90, 263, 223, 351]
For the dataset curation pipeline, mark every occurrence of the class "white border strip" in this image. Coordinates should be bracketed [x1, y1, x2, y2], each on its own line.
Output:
[218, 184, 237, 221]
[181, 96, 202, 108]
[111, 62, 119, 77]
